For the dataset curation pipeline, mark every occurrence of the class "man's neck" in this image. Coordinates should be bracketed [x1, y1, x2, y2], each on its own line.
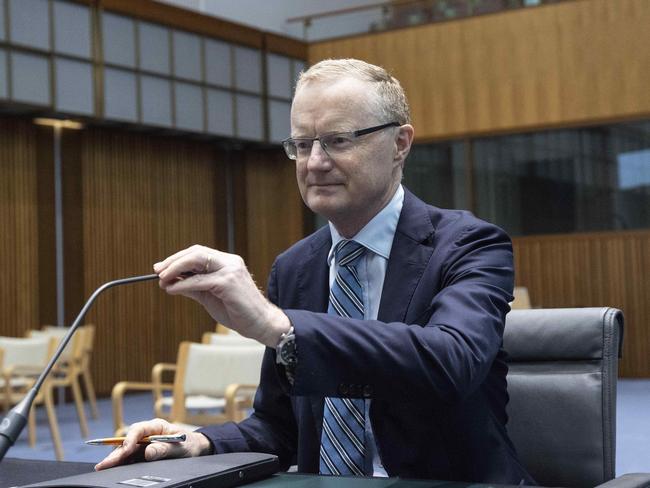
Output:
[329, 183, 403, 239]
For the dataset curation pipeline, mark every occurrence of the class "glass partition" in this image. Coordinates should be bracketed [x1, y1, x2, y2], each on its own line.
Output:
[288, 0, 571, 41]
[405, 120, 650, 236]
[0, 49, 6, 99]
[139, 22, 171, 75]
[9, 0, 49, 50]
[0, 0, 306, 142]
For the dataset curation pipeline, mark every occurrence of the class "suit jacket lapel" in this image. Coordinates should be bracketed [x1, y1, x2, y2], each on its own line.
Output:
[295, 227, 330, 426]
[296, 226, 331, 314]
[378, 189, 435, 323]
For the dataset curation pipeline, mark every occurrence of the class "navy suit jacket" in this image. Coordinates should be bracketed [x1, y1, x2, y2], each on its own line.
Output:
[199, 189, 534, 485]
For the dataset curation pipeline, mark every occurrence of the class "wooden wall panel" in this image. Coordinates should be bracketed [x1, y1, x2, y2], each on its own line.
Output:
[243, 149, 305, 290]
[0, 119, 40, 339]
[308, 0, 650, 141]
[512, 230, 650, 377]
[80, 128, 226, 395]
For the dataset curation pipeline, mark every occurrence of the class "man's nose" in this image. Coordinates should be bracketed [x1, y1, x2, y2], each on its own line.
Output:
[306, 140, 332, 169]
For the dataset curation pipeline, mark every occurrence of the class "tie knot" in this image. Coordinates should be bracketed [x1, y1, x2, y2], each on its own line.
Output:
[335, 240, 366, 267]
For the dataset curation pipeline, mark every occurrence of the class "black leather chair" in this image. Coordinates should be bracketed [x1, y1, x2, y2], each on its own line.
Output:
[504, 307, 650, 488]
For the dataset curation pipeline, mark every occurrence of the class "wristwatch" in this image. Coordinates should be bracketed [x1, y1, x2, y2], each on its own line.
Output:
[276, 326, 297, 382]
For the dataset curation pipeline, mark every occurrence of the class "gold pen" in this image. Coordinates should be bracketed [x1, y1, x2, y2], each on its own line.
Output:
[85, 433, 186, 446]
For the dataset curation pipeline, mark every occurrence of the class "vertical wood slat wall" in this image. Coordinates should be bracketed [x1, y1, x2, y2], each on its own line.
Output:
[512, 230, 650, 377]
[308, 0, 650, 142]
[80, 128, 227, 395]
[242, 149, 306, 288]
[0, 117, 305, 395]
[0, 120, 40, 338]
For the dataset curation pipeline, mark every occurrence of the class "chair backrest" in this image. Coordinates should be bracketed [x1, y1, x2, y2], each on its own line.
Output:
[177, 342, 265, 397]
[201, 331, 260, 347]
[34, 326, 80, 363]
[79, 324, 96, 369]
[0, 336, 52, 370]
[503, 307, 622, 488]
[215, 323, 232, 335]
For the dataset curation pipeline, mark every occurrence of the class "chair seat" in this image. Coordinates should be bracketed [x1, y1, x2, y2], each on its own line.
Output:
[158, 395, 226, 411]
[0, 376, 32, 389]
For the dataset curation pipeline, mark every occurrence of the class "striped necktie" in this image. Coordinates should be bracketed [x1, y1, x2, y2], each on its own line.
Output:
[319, 240, 367, 476]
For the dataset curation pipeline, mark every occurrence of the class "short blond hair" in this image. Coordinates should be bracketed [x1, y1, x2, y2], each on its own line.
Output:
[295, 58, 411, 125]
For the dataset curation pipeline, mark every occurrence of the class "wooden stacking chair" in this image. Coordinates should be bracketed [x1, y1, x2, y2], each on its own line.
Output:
[148, 330, 259, 422]
[30, 325, 93, 438]
[112, 340, 265, 436]
[0, 335, 64, 460]
[44, 324, 100, 419]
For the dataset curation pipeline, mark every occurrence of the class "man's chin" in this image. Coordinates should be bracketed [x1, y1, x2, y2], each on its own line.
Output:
[306, 195, 345, 219]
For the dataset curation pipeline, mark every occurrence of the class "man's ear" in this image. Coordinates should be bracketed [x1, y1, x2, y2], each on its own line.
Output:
[394, 124, 414, 167]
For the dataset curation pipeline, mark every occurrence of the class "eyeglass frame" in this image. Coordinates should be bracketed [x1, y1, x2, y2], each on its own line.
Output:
[281, 121, 401, 161]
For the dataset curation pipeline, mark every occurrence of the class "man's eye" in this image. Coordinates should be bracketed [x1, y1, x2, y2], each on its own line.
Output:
[330, 136, 353, 146]
[295, 140, 312, 150]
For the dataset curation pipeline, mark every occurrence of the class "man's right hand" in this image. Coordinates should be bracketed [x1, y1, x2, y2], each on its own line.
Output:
[94, 418, 213, 471]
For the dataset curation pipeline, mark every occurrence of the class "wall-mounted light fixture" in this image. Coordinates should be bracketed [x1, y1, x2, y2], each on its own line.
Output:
[33, 118, 84, 130]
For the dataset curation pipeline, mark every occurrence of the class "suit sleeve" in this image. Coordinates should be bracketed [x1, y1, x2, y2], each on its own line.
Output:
[285, 220, 514, 405]
[196, 260, 298, 469]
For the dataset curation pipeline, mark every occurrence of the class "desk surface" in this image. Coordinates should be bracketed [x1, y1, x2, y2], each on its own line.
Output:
[2, 458, 96, 487]
[0, 458, 501, 488]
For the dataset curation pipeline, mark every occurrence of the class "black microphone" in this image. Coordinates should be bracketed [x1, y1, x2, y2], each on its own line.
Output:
[0, 273, 159, 463]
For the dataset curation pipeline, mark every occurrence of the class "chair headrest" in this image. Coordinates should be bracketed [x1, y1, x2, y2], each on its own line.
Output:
[504, 307, 623, 361]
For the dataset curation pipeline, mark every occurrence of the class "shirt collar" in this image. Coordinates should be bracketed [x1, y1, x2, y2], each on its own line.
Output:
[328, 184, 404, 265]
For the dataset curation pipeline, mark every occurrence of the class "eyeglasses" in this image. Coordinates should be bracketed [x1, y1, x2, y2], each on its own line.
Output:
[282, 122, 400, 161]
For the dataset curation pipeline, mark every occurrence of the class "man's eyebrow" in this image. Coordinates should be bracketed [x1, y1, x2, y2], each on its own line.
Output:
[291, 127, 353, 138]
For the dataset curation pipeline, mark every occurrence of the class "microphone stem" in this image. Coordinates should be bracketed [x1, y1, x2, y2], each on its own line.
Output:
[0, 273, 159, 463]
[33, 273, 158, 393]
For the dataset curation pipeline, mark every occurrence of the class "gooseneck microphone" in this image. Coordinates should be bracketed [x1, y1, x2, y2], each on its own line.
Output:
[0, 273, 159, 463]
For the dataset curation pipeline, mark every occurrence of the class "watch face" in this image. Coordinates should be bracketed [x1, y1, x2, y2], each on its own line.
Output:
[280, 337, 297, 366]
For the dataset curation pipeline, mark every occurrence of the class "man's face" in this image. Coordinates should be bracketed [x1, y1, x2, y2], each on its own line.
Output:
[290, 77, 409, 236]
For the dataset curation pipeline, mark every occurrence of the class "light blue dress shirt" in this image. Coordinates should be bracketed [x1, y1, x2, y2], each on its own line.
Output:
[327, 184, 404, 477]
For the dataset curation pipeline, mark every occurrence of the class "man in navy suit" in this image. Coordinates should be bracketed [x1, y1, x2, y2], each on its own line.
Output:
[97, 59, 533, 485]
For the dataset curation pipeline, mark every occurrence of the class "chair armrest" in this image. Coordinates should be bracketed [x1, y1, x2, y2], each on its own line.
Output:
[224, 383, 258, 421]
[595, 474, 650, 488]
[1, 366, 36, 389]
[152, 362, 177, 381]
[10, 365, 42, 377]
[111, 381, 156, 436]
[152, 363, 176, 396]
[151, 362, 176, 418]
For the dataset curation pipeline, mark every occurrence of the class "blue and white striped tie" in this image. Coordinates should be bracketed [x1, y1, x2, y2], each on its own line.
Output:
[319, 240, 367, 476]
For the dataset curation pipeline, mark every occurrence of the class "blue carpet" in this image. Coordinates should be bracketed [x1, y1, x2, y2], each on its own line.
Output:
[5, 390, 155, 464]
[5, 379, 650, 475]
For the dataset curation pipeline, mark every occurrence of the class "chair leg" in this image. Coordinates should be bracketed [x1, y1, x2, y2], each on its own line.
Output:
[71, 377, 89, 438]
[44, 388, 64, 461]
[28, 404, 37, 447]
[82, 368, 99, 419]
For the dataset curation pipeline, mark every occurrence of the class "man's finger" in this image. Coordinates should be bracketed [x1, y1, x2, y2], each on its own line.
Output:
[143, 442, 175, 462]
[95, 446, 129, 471]
[154, 247, 195, 272]
[158, 254, 214, 285]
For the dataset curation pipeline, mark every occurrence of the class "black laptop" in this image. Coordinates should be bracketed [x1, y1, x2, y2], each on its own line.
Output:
[19, 452, 278, 488]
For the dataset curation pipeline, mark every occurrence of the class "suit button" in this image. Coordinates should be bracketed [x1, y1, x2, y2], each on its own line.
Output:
[339, 383, 349, 395]
[363, 385, 373, 397]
